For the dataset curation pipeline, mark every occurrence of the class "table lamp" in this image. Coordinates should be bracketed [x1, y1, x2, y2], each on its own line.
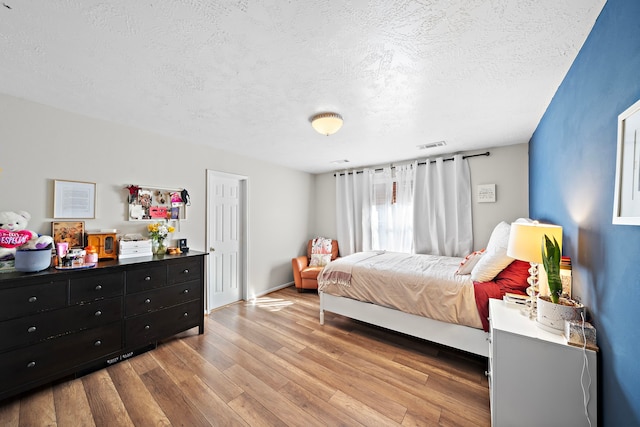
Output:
[506, 221, 562, 318]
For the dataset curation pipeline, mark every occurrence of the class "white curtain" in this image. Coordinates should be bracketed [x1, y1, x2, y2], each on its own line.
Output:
[335, 169, 372, 256]
[413, 154, 472, 257]
[369, 162, 416, 253]
[336, 155, 471, 257]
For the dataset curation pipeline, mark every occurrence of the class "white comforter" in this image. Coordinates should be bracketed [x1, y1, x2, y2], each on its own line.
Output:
[318, 251, 483, 329]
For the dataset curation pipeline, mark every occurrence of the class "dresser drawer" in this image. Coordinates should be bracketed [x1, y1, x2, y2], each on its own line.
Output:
[125, 280, 200, 316]
[0, 297, 122, 353]
[73, 297, 123, 331]
[167, 258, 201, 285]
[0, 281, 67, 321]
[70, 271, 124, 304]
[0, 323, 122, 392]
[125, 299, 200, 346]
[126, 265, 166, 293]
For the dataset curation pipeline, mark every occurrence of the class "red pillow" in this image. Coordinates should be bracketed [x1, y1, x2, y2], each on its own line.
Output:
[494, 260, 531, 294]
[473, 260, 530, 332]
[473, 281, 502, 332]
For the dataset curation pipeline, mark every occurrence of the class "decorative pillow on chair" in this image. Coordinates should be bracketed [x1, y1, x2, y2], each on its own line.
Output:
[471, 221, 514, 282]
[456, 249, 485, 275]
[310, 253, 331, 267]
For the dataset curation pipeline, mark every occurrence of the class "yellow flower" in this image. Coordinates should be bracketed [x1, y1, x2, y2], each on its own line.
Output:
[147, 221, 173, 241]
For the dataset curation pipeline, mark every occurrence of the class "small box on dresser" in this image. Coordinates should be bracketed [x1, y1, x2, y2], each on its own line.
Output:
[118, 239, 152, 259]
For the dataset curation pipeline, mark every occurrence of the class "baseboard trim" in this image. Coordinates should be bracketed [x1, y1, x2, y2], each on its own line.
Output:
[250, 282, 294, 299]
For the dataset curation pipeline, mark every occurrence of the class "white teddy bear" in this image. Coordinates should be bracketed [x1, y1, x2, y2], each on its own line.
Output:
[0, 211, 54, 260]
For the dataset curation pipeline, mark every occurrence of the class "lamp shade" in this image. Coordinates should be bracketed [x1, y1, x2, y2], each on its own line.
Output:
[311, 112, 343, 136]
[507, 222, 562, 264]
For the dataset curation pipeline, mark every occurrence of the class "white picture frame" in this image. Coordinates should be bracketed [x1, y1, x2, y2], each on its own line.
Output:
[477, 184, 496, 203]
[53, 180, 96, 219]
[613, 99, 640, 225]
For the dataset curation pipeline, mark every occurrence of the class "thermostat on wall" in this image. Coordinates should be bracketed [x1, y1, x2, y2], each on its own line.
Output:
[477, 184, 496, 203]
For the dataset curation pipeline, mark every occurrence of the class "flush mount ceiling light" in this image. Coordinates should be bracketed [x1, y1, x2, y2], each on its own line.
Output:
[311, 112, 343, 136]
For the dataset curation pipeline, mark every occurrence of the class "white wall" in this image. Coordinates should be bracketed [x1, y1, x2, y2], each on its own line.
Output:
[0, 93, 314, 296]
[0, 93, 529, 296]
[313, 143, 530, 253]
[469, 143, 529, 248]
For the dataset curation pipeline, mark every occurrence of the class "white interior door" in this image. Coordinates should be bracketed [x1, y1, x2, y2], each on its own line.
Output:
[207, 171, 247, 311]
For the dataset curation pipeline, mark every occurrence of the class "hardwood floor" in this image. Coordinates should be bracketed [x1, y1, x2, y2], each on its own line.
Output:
[0, 286, 490, 426]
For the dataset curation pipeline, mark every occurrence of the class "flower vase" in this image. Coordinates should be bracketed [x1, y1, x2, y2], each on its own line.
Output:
[152, 239, 167, 255]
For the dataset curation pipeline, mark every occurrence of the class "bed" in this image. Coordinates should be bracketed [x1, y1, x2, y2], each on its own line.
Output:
[317, 222, 531, 358]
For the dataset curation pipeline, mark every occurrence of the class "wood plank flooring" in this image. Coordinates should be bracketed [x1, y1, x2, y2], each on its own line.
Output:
[0, 286, 490, 426]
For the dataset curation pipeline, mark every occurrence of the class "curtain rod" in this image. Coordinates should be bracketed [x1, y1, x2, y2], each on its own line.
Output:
[333, 151, 490, 176]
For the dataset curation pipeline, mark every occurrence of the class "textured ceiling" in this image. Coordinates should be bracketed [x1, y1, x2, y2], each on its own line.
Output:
[0, 0, 605, 174]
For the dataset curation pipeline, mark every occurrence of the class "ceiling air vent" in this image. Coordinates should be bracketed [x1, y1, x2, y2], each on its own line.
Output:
[417, 141, 446, 150]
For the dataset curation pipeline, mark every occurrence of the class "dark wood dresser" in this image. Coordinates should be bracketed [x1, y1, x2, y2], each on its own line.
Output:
[0, 251, 206, 401]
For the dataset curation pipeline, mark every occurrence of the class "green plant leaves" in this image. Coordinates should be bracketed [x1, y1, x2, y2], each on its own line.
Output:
[542, 235, 562, 304]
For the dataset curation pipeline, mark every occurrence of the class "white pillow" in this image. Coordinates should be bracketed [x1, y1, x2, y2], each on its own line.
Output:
[470, 221, 514, 282]
[455, 250, 485, 275]
[310, 253, 331, 267]
[515, 217, 534, 224]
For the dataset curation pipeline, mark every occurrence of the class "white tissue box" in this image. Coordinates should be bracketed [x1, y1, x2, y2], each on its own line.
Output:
[118, 239, 152, 259]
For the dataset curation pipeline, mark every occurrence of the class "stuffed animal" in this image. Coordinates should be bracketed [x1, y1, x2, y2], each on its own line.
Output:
[0, 211, 54, 260]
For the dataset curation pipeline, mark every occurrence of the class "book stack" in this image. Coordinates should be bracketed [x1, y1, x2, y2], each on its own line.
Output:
[503, 292, 529, 307]
[560, 256, 572, 297]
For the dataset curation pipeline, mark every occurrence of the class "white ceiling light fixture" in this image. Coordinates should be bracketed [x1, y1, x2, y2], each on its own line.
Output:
[311, 112, 343, 136]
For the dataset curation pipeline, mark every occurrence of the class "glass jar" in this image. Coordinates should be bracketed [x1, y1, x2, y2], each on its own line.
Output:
[152, 239, 167, 255]
[84, 245, 98, 263]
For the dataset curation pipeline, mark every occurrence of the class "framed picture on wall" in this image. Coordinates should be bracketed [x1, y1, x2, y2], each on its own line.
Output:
[53, 180, 96, 219]
[127, 185, 187, 221]
[613, 98, 640, 225]
[52, 221, 85, 248]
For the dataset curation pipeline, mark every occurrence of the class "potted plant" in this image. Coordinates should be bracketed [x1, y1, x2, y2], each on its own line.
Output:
[537, 235, 584, 333]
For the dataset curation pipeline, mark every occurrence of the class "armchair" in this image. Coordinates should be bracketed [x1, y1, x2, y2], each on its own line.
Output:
[292, 239, 339, 292]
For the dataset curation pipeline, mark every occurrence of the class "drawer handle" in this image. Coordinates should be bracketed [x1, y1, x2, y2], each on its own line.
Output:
[28, 296, 37, 303]
[183, 312, 188, 318]
[27, 326, 37, 333]
[95, 310, 102, 317]
[182, 289, 189, 294]
[182, 269, 189, 274]
[145, 298, 151, 304]
[144, 325, 150, 330]
[144, 276, 151, 281]
[27, 361, 36, 368]
[94, 340, 102, 346]
[95, 284, 102, 291]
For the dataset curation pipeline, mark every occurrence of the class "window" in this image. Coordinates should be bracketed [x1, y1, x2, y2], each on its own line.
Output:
[369, 167, 414, 252]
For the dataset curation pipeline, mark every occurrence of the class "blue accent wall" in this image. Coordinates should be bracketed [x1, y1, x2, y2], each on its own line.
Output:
[530, 0, 640, 425]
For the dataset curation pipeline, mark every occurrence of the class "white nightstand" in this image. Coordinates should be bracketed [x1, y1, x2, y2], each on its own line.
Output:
[488, 298, 598, 427]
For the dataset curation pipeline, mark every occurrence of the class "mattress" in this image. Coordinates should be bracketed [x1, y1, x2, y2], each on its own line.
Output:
[318, 251, 483, 329]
